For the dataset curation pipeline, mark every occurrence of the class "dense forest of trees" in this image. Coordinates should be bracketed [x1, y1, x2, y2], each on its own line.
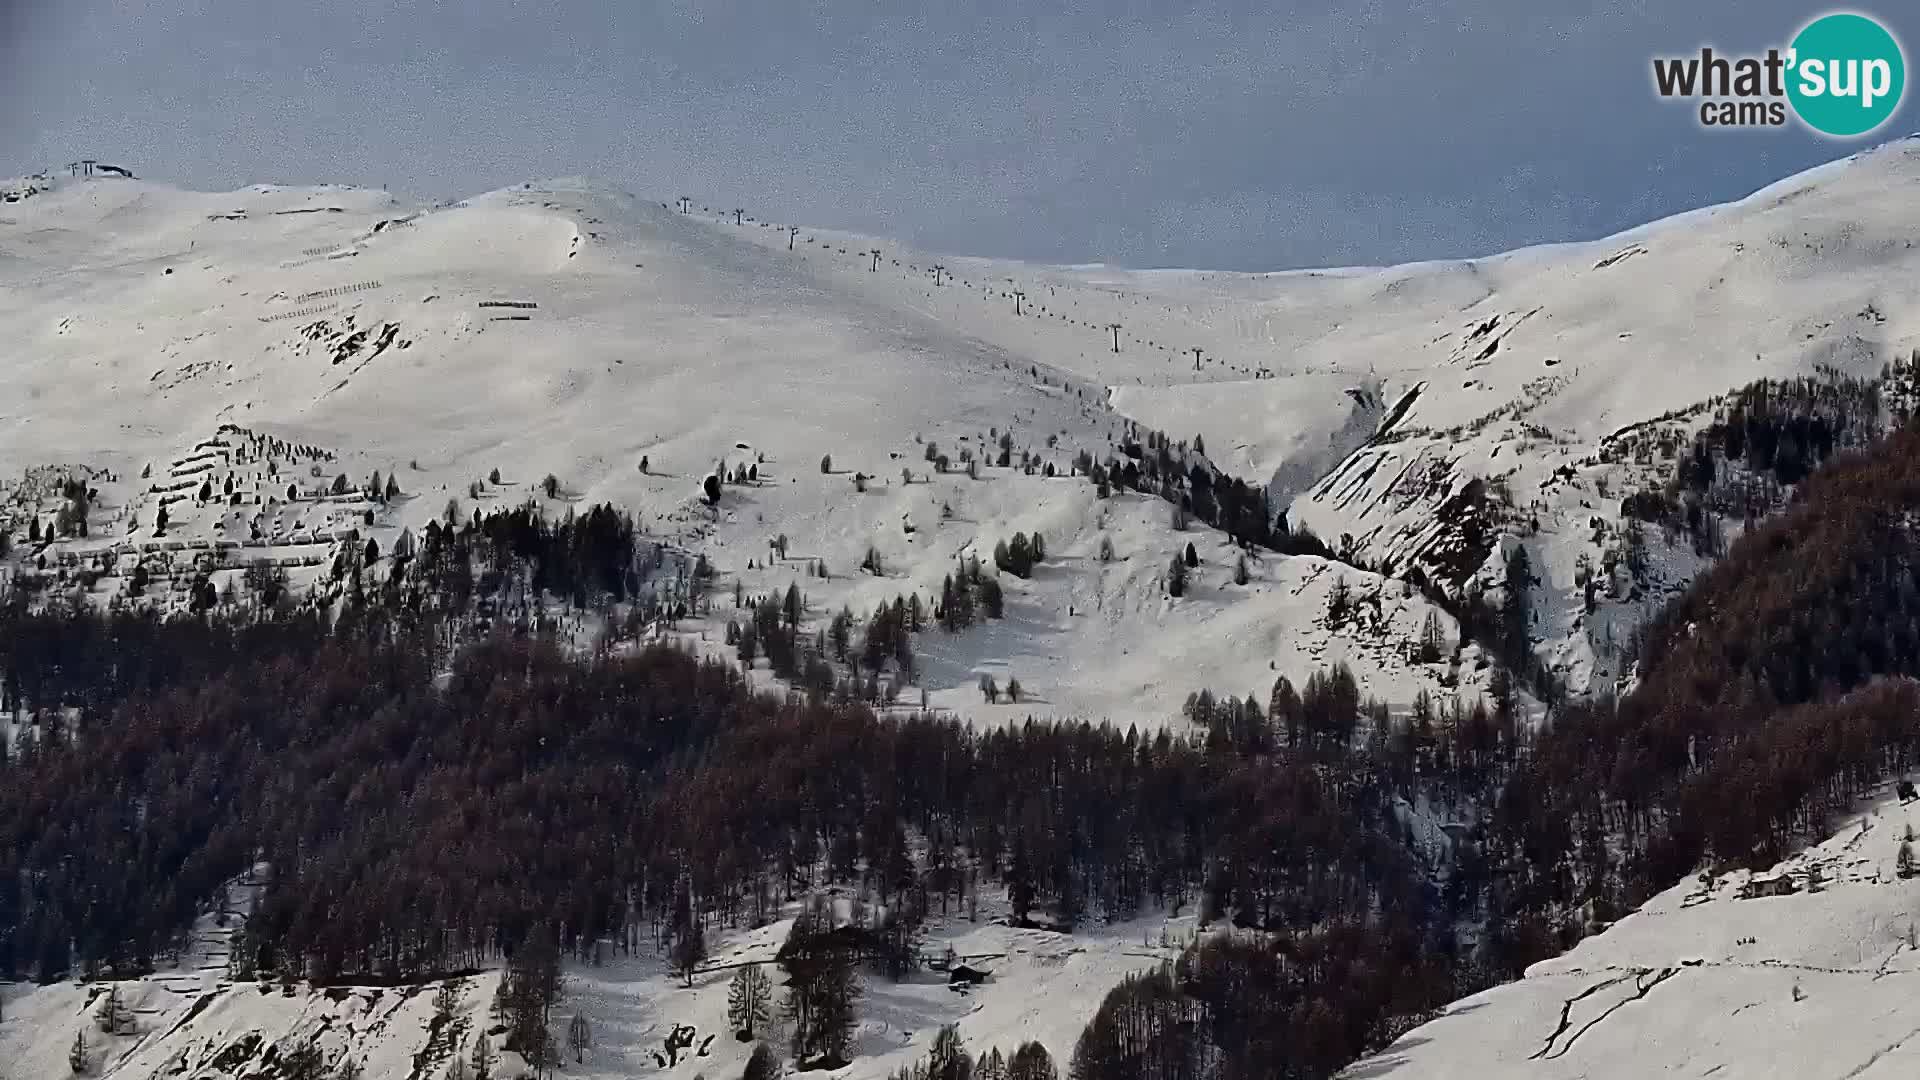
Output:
[404, 499, 659, 615]
[1615, 367, 1912, 555]
[1087, 427, 1335, 561]
[1057, 927, 1453, 1080]
[1494, 421, 1920, 936]
[0, 590, 1466, 1076]
[0, 614, 1455, 984]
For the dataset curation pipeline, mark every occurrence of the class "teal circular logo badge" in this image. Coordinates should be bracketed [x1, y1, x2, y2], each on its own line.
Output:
[1787, 13, 1906, 137]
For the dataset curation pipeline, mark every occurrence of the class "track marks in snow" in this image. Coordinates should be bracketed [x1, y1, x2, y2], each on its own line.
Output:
[1838, 1020, 1920, 1079]
[1527, 972, 1636, 1061]
[1530, 968, 1678, 1061]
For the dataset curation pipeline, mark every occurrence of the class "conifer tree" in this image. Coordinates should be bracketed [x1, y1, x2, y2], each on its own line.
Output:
[1006, 1042, 1056, 1080]
[782, 905, 861, 1069]
[929, 1025, 971, 1080]
[671, 920, 707, 986]
[1419, 610, 1445, 663]
[567, 1014, 592, 1063]
[728, 963, 773, 1040]
[1502, 543, 1533, 670]
[978, 576, 1004, 618]
[741, 1042, 781, 1080]
[470, 1034, 494, 1080]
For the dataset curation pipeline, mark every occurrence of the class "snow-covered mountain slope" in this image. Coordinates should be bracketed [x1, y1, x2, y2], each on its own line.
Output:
[0, 866, 500, 1080]
[0, 887, 1189, 1080]
[8, 132, 1920, 1080]
[7, 139, 1920, 724]
[697, 137, 1920, 693]
[705, 138, 1920, 497]
[1342, 779, 1920, 1080]
[2, 969, 495, 1080]
[0, 172, 1482, 731]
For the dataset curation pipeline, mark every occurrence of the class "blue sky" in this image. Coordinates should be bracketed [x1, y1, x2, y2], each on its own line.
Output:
[3, 1, 1914, 270]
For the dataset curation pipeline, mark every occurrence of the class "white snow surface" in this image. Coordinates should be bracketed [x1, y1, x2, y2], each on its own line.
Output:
[1343, 784, 1920, 1079]
[0, 165, 1502, 731]
[0, 888, 1196, 1080]
[9, 143, 1920, 719]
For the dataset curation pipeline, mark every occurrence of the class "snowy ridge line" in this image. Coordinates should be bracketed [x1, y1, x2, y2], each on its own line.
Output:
[300, 244, 340, 257]
[294, 280, 382, 303]
[477, 300, 539, 309]
[257, 302, 336, 323]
